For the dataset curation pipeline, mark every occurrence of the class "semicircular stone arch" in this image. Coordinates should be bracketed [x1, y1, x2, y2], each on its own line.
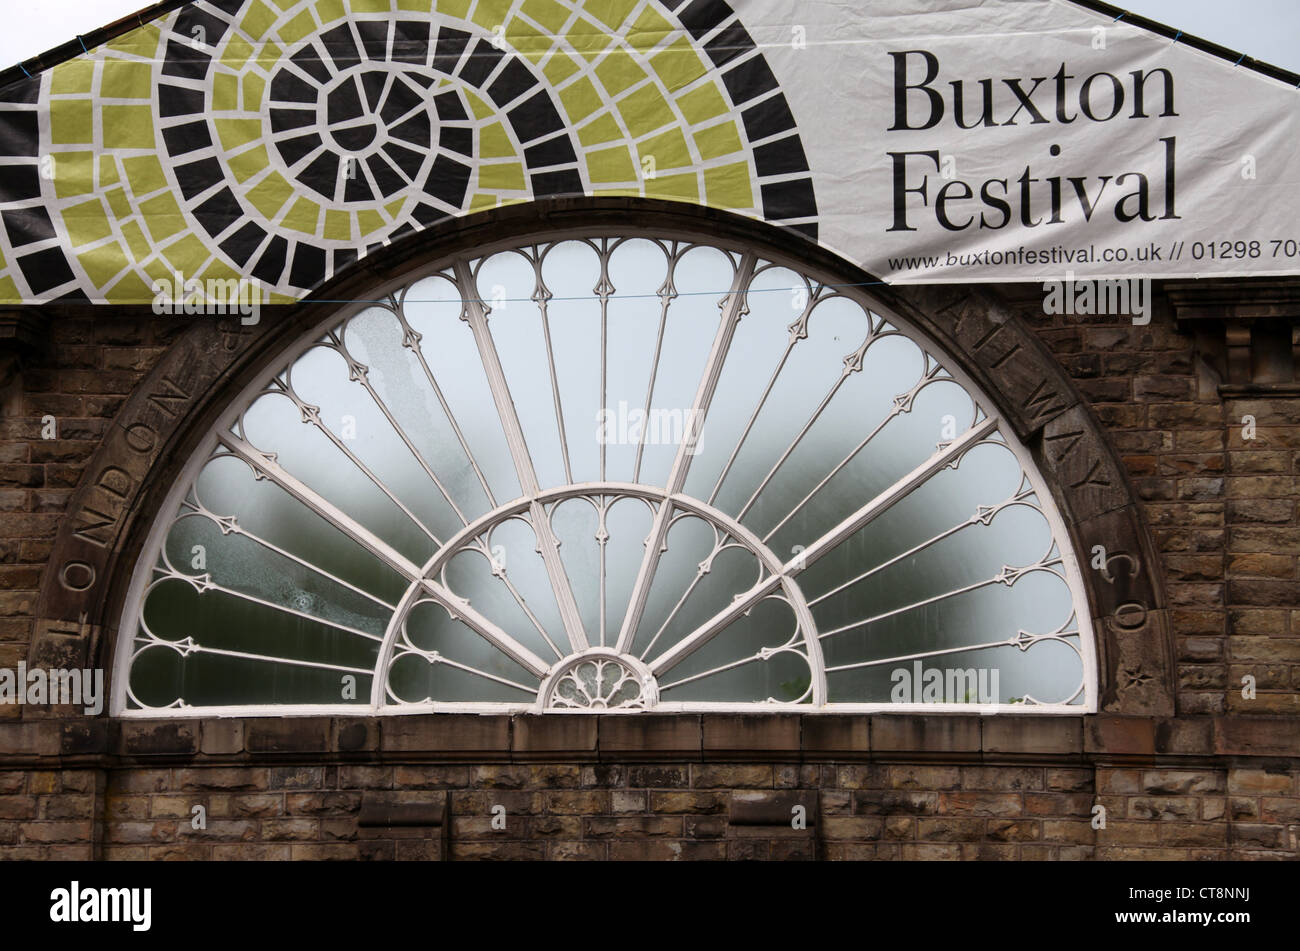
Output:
[30, 200, 1173, 717]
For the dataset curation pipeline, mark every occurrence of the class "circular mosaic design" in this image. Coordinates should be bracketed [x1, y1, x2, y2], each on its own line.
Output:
[0, 0, 819, 303]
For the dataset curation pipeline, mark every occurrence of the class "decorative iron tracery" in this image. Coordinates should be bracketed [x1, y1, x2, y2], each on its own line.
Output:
[114, 230, 1097, 715]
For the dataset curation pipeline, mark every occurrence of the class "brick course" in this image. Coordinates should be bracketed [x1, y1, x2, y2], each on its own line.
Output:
[0, 715, 1296, 860]
[63, 760, 1293, 860]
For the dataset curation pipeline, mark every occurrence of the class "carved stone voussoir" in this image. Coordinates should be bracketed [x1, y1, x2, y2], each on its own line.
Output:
[29, 616, 97, 671]
[1070, 504, 1174, 716]
[1038, 404, 1131, 522]
[1095, 608, 1174, 717]
[34, 318, 264, 638]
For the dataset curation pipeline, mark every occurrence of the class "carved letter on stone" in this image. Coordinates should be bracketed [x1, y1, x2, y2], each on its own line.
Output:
[124, 422, 157, 454]
[59, 561, 96, 592]
[147, 376, 191, 419]
[94, 465, 133, 500]
[71, 507, 116, 548]
[1112, 601, 1148, 631]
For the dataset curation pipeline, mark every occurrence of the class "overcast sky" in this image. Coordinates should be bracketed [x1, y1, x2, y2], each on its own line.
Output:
[2, 0, 1298, 74]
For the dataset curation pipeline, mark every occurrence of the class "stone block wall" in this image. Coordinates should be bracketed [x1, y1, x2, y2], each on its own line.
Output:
[0, 715, 1298, 860]
[2, 274, 1300, 860]
[0, 314, 184, 681]
[1000, 281, 1300, 717]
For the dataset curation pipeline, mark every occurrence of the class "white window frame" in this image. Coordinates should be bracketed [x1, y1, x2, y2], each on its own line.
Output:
[111, 227, 1099, 717]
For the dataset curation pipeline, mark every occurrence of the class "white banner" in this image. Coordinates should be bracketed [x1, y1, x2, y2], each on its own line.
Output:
[0, 0, 1296, 301]
[756, 0, 1300, 282]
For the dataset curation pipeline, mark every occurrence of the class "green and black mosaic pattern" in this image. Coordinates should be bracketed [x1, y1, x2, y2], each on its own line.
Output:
[0, 0, 818, 303]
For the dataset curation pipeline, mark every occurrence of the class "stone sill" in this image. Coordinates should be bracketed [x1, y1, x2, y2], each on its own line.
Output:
[1, 713, 1298, 766]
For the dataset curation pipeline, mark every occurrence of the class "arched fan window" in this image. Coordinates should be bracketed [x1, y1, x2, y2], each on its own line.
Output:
[113, 230, 1097, 715]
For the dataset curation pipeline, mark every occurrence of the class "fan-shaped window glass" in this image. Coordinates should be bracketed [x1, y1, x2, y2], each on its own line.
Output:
[114, 232, 1097, 715]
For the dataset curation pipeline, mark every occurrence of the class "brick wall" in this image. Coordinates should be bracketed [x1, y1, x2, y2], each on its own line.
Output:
[1, 315, 182, 682]
[1, 715, 1299, 860]
[87, 762, 1300, 861]
[1001, 283, 1300, 717]
[3, 277, 1300, 860]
